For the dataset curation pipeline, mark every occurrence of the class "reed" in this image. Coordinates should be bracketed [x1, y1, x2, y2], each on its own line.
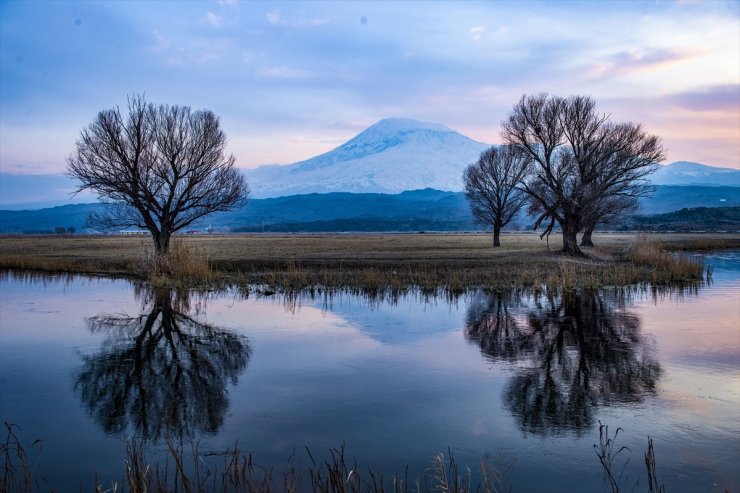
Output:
[137, 239, 213, 287]
[5, 420, 739, 493]
[626, 236, 704, 283]
[1, 422, 48, 493]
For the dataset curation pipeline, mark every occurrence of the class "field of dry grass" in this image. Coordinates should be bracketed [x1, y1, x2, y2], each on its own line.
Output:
[0, 232, 736, 292]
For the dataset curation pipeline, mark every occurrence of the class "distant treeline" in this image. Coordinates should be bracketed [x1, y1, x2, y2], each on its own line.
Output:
[624, 206, 740, 232]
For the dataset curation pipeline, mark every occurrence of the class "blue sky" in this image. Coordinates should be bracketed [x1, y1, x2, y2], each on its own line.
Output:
[1, 0, 739, 174]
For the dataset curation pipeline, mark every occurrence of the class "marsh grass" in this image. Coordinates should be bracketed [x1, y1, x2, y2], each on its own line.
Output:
[6, 420, 740, 493]
[1, 422, 49, 493]
[1, 421, 517, 493]
[626, 236, 704, 283]
[0, 232, 730, 292]
[137, 239, 214, 287]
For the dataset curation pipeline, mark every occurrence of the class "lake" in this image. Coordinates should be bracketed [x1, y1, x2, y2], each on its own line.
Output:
[0, 252, 738, 492]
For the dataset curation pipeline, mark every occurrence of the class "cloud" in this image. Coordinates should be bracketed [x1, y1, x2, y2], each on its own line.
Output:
[470, 26, 486, 42]
[259, 65, 309, 79]
[267, 10, 281, 24]
[206, 12, 222, 27]
[217, 0, 238, 8]
[265, 9, 330, 27]
[151, 29, 170, 53]
[665, 84, 740, 112]
[585, 48, 696, 79]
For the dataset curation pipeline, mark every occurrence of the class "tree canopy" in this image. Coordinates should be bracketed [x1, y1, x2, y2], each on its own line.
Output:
[463, 145, 529, 246]
[502, 94, 664, 256]
[68, 95, 248, 253]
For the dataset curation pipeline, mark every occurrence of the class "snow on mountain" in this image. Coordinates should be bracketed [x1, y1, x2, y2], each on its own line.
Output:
[650, 161, 740, 186]
[244, 118, 490, 198]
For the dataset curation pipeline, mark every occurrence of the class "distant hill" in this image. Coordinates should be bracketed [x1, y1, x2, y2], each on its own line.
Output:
[2, 186, 738, 234]
[0, 203, 103, 234]
[627, 207, 740, 232]
[650, 161, 740, 187]
[638, 185, 739, 215]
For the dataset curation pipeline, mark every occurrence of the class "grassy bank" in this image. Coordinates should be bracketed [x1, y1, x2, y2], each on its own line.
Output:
[0, 232, 735, 292]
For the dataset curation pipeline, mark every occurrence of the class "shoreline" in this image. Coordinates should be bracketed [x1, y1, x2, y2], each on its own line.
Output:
[0, 232, 736, 292]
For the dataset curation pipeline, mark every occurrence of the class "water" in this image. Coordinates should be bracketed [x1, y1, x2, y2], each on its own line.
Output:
[0, 253, 738, 492]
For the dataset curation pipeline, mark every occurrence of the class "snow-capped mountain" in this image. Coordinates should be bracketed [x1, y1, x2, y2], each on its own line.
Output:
[650, 161, 740, 186]
[244, 118, 490, 198]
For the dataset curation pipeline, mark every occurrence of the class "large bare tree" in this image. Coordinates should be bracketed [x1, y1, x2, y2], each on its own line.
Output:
[68, 95, 248, 253]
[463, 145, 530, 246]
[502, 94, 664, 256]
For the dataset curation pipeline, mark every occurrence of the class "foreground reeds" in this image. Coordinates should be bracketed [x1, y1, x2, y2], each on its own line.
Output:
[0, 233, 731, 293]
[5, 421, 733, 493]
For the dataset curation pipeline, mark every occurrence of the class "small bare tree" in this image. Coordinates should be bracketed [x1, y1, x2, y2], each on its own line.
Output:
[502, 94, 664, 256]
[580, 195, 638, 247]
[68, 95, 248, 254]
[464, 145, 530, 246]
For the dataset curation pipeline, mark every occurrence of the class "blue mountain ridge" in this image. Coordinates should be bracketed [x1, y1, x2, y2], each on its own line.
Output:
[1, 186, 738, 234]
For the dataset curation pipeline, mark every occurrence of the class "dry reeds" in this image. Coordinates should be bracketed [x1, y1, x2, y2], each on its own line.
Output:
[137, 239, 213, 287]
[1, 422, 45, 493]
[6, 421, 737, 493]
[626, 236, 704, 283]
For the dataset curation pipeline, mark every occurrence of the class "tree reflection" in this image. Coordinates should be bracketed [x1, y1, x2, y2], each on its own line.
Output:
[75, 288, 251, 440]
[465, 290, 661, 435]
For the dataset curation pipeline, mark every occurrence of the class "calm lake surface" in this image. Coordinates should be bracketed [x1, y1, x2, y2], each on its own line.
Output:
[1, 252, 738, 492]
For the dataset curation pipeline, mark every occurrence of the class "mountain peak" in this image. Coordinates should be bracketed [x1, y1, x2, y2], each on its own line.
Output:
[651, 161, 740, 186]
[285, 117, 471, 174]
[245, 118, 488, 197]
[368, 118, 452, 134]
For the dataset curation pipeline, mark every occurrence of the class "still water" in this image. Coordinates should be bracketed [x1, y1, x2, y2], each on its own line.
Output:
[0, 253, 738, 492]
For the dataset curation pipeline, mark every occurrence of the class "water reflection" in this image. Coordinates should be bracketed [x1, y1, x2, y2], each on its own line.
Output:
[466, 290, 661, 435]
[74, 288, 251, 440]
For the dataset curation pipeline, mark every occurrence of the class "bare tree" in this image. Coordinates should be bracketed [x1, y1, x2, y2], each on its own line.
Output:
[580, 195, 638, 247]
[502, 94, 664, 256]
[67, 95, 248, 254]
[463, 145, 530, 246]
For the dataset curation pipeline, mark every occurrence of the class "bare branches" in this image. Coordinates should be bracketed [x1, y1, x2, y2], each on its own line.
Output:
[68, 95, 249, 253]
[501, 94, 664, 256]
[463, 145, 529, 246]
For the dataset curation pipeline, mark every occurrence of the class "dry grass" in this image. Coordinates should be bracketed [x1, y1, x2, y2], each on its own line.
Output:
[0, 232, 735, 292]
[626, 236, 705, 283]
[136, 239, 214, 287]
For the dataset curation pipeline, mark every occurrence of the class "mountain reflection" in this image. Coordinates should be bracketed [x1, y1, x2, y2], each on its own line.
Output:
[74, 288, 251, 440]
[465, 290, 661, 435]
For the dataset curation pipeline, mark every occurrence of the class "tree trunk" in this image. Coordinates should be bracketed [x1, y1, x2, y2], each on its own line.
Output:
[580, 228, 594, 247]
[153, 229, 171, 254]
[561, 221, 584, 256]
[493, 224, 501, 247]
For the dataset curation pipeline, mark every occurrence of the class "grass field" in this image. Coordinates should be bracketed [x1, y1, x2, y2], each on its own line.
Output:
[0, 232, 736, 292]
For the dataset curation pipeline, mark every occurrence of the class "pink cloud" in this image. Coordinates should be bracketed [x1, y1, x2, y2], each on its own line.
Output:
[585, 48, 697, 79]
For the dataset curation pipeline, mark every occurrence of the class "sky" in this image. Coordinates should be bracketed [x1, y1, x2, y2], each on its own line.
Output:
[1, 0, 739, 175]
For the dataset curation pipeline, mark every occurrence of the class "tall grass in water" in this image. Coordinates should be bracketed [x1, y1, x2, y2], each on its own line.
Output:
[626, 237, 704, 283]
[4, 422, 735, 492]
[138, 239, 213, 287]
[1, 423, 45, 493]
